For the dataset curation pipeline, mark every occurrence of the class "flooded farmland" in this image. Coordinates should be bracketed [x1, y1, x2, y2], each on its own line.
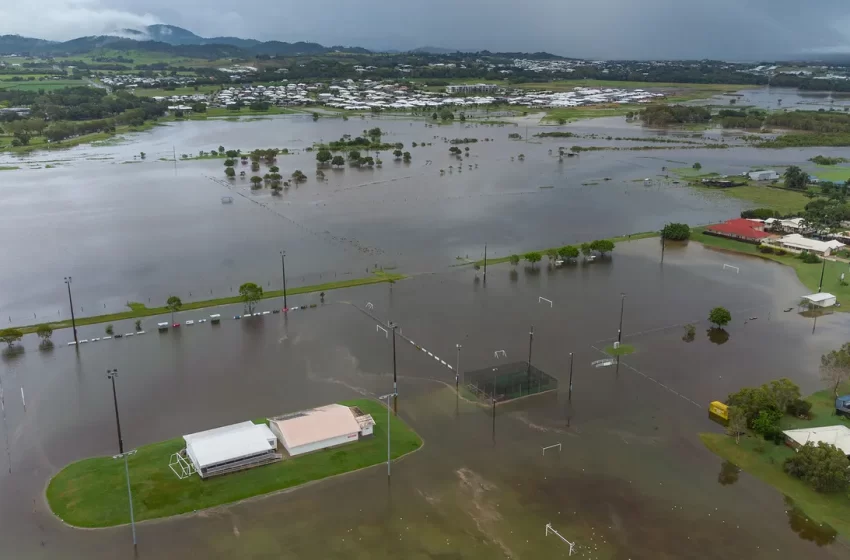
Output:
[1, 113, 850, 558]
[1, 113, 848, 323]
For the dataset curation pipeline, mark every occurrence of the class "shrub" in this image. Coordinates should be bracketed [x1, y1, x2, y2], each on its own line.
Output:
[786, 398, 812, 418]
[801, 252, 821, 264]
[775, 249, 787, 256]
[758, 245, 774, 254]
[784, 442, 850, 493]
[752, 409, 782, 436]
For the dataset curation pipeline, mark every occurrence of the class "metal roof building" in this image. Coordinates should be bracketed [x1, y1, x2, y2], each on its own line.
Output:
[783, 425, 850, 456]
[183, 421, 280, 478]
[268, 404, 375, 457]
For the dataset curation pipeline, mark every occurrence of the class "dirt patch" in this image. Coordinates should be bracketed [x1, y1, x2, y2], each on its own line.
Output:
[455, 467, 513, 557]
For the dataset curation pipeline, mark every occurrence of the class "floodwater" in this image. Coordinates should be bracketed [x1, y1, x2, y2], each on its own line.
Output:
[691, 86, 850, 111]
[1, 237, 850, 558]
[1, 112, 849, 323]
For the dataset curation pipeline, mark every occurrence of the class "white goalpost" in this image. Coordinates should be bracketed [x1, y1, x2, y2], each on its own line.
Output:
[723, 264, 739, 274]
[494, 350, 507, 359]
[542, 443, 561, 456]
[169, 451, 196, 479]
[545, 523, 576, 556]
[538, 296, 553, 307]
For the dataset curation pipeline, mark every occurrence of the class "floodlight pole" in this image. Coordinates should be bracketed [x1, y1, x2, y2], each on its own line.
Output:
[64, 276, 78, 344]
[389, 322, 398, 414]
[483, 244, 487, 284]
[107, 369, 123, 454]
[379, 393, 396, 478]
[113, 449, 137, 546]
[568, 352, 574, 401]
[524, 325, 534, 392]
[280, 251, 288, 310]
[660, 232, 666, 264]
[455, 344, 462, 391]
[616, 294, 625, 375]
[818, 257, 826, 292]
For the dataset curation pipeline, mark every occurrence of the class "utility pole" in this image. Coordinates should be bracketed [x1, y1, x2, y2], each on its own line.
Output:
[280, 251, 288, 310]
[660, 233, 666, 264]
[107, 369, 124, 454]
[568, 352, 574, 401]
[379, 393, 396, 479]
[818, 257, 827, 292]
[483, 244, 487, 284]
[64, 277, 78, 345]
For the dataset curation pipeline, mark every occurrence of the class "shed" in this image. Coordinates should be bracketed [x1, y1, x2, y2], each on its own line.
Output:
[802, 292, 836, 308]
[183, 421, 281, 478]
[783, 425, 850, 457]
[268, 404, 372, 457]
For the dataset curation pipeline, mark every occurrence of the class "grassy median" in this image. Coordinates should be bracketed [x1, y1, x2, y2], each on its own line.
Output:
[46, 399, 422, 528]
[17, 271, 404, 334]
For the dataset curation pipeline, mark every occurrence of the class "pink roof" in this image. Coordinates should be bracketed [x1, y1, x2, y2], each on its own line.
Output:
[271, 404, 360, 448]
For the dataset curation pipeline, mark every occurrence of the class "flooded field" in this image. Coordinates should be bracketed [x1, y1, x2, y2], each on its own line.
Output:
[1, 237, 849, 558]
[692, 86, 850, 111]
[1, 113, 848, 324]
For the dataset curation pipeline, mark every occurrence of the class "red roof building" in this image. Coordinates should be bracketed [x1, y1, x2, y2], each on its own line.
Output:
[705, 219, 771, 243]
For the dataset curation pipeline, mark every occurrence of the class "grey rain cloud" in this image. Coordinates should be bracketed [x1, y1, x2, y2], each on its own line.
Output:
[1, 0, 849, 59]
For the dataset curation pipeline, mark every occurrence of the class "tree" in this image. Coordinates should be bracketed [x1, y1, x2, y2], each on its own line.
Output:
[251, 161, 260, 172]
[225, 167, 236, 178]
[784, 442, 850, 493]
[545, 248, 559, 264]
[218, 146, 225, 154]
[708, 307, 731, 328]
[717, 461, 741, 485]
[820, 342, 850, 396]
[449, 146, 462, 155]
[316, 149, 332, 166]
[784, 166, 808, 190]
[661, 223, 691, 241]
[225, 150, 240, 158]
[558, 245, 579, 260]
[393, 149, 403, 159]
[692, 162, 702, 170]
[331, 155, 345, 168]
[292, 170, 307, 183]
[0, 328, 22, 347]
[250, 176, 263, 188]
[509, 254, 520, 266]
[35, 323, 53, 341]
[348, 150, 361, 162]
[726, 406, 747, 444]
[403, 152, 411, 162]
[224, 159, 235, 167]
[580, 242, 592, 259]
[751, 408, 782, 437]
[135, 319, 142, 331]
[166, 296, 182, 323]
[524, 252, 542, 268]
[105, 324, 114, 335]
[767, 378, 801, 414]
[591, 239, 614, 256]
[192, 103, 206, 113]
[239, 282, 263, 314]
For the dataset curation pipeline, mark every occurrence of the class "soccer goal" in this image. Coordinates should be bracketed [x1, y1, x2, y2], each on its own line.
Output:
[169, 451, 196, 480]
[723, 264, 739, 274]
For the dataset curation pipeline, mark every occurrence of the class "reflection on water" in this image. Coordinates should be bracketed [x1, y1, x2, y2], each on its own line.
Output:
[707, 327, 730, 345]
[785, 496, 838, 546]
[717, 460, 741, 486]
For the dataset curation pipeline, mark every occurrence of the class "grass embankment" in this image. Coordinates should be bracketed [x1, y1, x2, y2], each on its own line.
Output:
[810, 164, 850, 183]
[47, 399, 421, 527]
[671, 167, 810, 215]
[0, 121, 159, 154]
[16, 271, 404, 334]
[469, 231, 659, 267]
[694, 227, 850, 306]
[542, 105, 635, 123]
[0, 79, 85, 91]
[604, 343, 635, 356]
[700, 386, 850, 539]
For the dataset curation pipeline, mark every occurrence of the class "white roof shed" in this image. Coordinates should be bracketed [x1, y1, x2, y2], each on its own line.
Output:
[802, 292, 837, 308]
[268, 404, 366, 457]
[184, 421, 278, 477]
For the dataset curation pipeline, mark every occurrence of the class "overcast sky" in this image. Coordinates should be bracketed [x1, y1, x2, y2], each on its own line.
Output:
[1, 0, 849, 60]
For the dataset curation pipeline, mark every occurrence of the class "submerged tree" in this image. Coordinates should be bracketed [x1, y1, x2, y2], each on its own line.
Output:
[708, 307, 732, 328]
[166, 296, 182, 324]
[239, 282, 263, 315]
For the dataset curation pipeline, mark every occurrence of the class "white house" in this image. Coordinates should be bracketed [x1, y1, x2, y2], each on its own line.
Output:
[748, 170, 780, 181]
[268, 404, 375, 457]
[770, 233, 845, 256]
[783, 425, 850, 456]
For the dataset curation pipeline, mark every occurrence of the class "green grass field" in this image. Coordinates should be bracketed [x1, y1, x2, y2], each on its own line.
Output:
[694, 227, 850, 306]
[810, 165, 850, 183]
[700, 385, 850, 539]
[15, 271, 404, 334]
[542, 105, 635, 123]
[46, 399, 421, 527]
[130, 84, 220, 97]
[692, 185, 810, 215]
[0, 79, 85, 91]
[604, 343, 635, 356]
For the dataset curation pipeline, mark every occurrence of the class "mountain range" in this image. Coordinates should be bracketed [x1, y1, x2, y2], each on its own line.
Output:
[0, 24, 513, 59]
[0, 24, 375, 58]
